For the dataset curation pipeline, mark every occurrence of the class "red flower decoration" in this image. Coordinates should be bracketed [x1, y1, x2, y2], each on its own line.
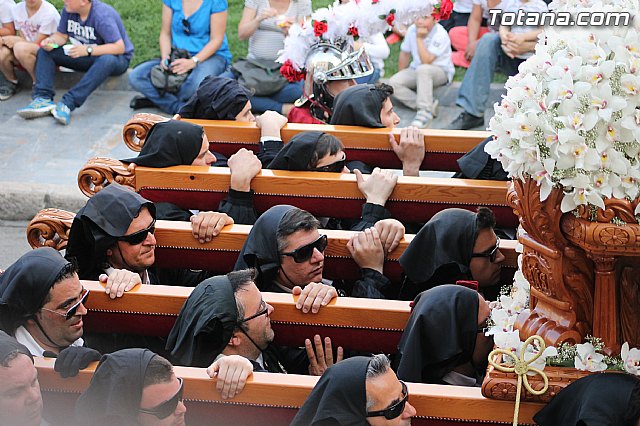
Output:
[432, 0, 454, 21]
[280, 60, 306, 83]
[372, 0, 379, 3]
[313, 20, 328, 37]
[348, 26, 359, 40]
[385, 12, 395, 26]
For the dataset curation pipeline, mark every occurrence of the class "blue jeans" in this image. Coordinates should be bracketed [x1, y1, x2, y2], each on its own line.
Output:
[355, 67, 381, 85]
[456, 33, 523, 117]
[33, 47, 129, 110]
[128, 54, 227, 115]
[250, 80, 303, 114]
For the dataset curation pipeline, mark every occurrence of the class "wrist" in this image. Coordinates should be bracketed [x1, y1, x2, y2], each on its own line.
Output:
[260, 126, 281, 140]
[366, 196, 387, 207]
[403, 166, 420, 176]
[230, 176, 252, 192]
[192, 56, 200, 66]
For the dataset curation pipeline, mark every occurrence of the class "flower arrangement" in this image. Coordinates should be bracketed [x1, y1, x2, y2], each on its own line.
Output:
[277, 0, 447, 81]
[485, 0, 640, 220]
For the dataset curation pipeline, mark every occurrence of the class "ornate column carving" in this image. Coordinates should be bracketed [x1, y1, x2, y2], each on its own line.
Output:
[77, 157, 136, 197]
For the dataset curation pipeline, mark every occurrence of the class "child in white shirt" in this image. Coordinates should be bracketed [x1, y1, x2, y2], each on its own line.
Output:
[389, 16, 454, 128]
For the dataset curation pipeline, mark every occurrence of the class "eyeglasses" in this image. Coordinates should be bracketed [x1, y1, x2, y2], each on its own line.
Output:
[139, 377, 184, 419]
[311, 154, 347, 173]
[471, 237, 501, 263]
[41, 289, 90, 321]
[118, 219, 156, 245]
[240, 299, 269, 323]
[366, 380, 409, 420]
[280, 234, 328, 263]
[182, 19, 190, 35]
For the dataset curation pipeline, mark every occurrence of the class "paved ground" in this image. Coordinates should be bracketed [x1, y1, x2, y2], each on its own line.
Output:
[0, 71, 504, 268]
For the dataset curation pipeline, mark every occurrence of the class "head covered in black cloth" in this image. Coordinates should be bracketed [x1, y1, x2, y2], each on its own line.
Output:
[165, 275, 238, 367]
[534, 373, 640, 426]
[121, 120, 204, 168]
[65, 183, 156, 280]
[267, 131, 340, 171]
[75, 348, 157, 426]
[0, 330, 33, 364]
[178, 76, 251, 120]
[399, 208, 478, 288]
[234, 205, 297, 289]
[290, 356, 370, 426]
[0, 247, 72, 333]
[330, 84, 386, 128]
[395, 285, 479, 384]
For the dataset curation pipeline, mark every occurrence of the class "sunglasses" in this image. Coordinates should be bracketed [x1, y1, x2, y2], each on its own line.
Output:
[118, 219, 156, 245]
[139, 377, 184, 420]
[280, 234, 328, 263]
[41, 289, 90, 321]
[366, 380, 409, 420]
[471, 237, 501, 263]
[311, 152, 347, 173]
[240, 299, 269, 323]
[182, 18, 191, 35]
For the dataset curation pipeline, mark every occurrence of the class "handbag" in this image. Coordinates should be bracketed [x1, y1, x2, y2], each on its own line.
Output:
[231, 57, 288, 96]
[150, 47, 192, 95]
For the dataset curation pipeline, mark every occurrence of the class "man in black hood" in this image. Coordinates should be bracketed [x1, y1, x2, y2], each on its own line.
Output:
[291, 354, 416, 426]
[65, 183, 217, 297]
[0, 248, 101, 377]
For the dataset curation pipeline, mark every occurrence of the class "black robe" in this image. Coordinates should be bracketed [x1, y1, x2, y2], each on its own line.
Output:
[0, 330, 33, 362]
[74, 348, 156, 426]
[290, 356, 370, 426]
[329, 84, 386, 128]
[534, 373, 640, 426]
[234, 205, 392, 298]
[395, 285, 480, 385]
[454, 136, 509, 181]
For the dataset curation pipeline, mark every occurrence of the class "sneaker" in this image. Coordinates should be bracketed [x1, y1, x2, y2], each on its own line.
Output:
[446, 111, 485, 130]
[431, 99, 439, 118]
[0, 81, 18, 101]
[17, 97, 55, 119]
[52, 102, 71, 125]
[129, 95, 156, 110]
[410, 110, 434, 128]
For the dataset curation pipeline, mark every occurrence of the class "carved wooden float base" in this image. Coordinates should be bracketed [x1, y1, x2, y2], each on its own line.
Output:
[481, 355, 592, 403]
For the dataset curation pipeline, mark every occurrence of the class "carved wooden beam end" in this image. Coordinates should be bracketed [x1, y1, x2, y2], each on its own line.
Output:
[27, 208, 75, 250]
[78, 157, 136, 198]
[122, 113, 169, 152]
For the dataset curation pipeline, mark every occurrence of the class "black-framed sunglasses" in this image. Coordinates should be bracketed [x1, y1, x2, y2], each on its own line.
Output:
[471, 237, 501, 263]
[182, 18, 191, 34]
[118, 219, 156, 245]
[240, 299, 269, 323]
[366, 380, 409, 420]
[41, 288, 90, 321]
[280, 234, 328, 263]
[139, 377, 184, 419]
[310, 153, 347, 173]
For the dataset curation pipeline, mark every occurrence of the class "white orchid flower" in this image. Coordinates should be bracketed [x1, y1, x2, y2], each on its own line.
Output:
[574, 342, 608, 372]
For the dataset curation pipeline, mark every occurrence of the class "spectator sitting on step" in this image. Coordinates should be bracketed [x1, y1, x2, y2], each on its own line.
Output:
[330, 83, 426, 177]
[128, 0, 231, 115]
[388, 15, 454, 129]
[0, 0, 60, 100]
[17, 0, 134, 125]
[449, 0, 501, 69]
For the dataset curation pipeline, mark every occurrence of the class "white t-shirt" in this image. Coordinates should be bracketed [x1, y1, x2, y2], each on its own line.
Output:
[0, 0, 16, 23]
[14, 326, 84, 357]
[11, 0, 60, 42]
[500, 0, 547, 59]
[472, 0, 502, 21]
[401, 23, 455, 83]
[453, 0, 474, 14]
[363, 33, 390, 77]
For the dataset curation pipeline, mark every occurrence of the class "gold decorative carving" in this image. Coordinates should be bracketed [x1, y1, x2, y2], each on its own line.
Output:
[27, 208, 75, 250]
[122, 113, 168, 152]
[78, 157, 136, 197]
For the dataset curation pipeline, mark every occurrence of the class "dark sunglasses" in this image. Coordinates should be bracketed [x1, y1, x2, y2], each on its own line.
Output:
[471, 237, 501, 263]
[139, 377, 184, 419]
[182, 18, 191, 34]
[118, 219, 156, 245]
[41, 289, 90, 321]
[240, 299, 269, 323]
[280, 234, 328, 263]
[366, 380, 409, 420]
[311, 158, 346, 173]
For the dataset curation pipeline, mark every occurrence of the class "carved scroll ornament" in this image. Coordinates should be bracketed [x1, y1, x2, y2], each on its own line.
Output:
[78, 157, 136, 197]
[122, 113, 168, 152]
[27, 208, 74, 250]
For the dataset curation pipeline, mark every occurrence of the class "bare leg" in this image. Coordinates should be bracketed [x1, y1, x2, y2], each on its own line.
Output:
[0, 45, 17, 82]
[13, 41, 39, 82]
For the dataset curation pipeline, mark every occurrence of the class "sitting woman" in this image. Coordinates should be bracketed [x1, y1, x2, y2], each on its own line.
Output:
[394, 284, 494, 386]
[398, 207, 505, 300]
[330, 83, 425, 177]
[128, 0, 231, 115]
[229, 0, 311, 115]
[534, 373, 640, 426]
[122, 119, 262, 225]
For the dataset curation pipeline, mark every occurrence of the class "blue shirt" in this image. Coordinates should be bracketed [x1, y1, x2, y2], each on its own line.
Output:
[57, 0, 134, 61]
[164, 0, 231, 65]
